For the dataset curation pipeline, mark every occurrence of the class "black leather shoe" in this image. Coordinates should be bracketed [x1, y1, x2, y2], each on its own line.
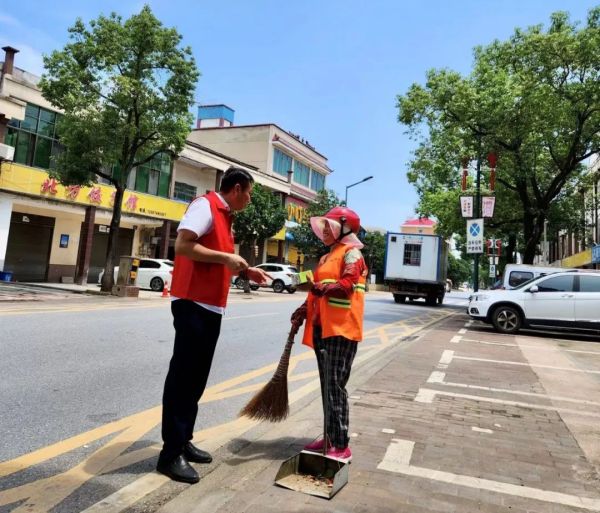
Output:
[157, 454, 199, 484]
[184, 442, 213, 464]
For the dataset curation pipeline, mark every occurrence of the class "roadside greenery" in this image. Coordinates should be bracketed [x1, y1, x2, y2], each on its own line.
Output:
[397, 7, 600, 264]
[40, 6, 198, 291]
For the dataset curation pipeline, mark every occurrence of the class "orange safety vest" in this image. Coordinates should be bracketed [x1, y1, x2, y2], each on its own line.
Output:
[302, 244, 366, 347]
[170, 192, 234, 307]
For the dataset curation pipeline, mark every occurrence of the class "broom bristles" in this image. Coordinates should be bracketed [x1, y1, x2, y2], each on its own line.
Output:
[239, 335, 295, 422]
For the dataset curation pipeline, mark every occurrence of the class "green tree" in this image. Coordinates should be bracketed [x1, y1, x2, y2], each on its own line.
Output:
[398, 7, 600, 264]
[361, 231, 386, 281]
[39, 6, 199, 291]
[290, 189, 341, 259]
[233, 183, 287, 266]
[447, 253, 471, 287]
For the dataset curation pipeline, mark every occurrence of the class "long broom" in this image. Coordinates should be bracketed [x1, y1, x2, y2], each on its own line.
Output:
[239, 325, 299, 422]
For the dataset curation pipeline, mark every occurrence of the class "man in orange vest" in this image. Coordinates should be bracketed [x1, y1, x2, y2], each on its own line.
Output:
[158, 168, 269, 484]
[291, 206, 367, 463]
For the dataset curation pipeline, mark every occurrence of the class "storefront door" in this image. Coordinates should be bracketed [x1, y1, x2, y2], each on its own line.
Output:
[4, 211, 55, 281]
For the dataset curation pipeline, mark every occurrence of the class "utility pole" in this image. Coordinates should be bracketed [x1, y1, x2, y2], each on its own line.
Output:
[473, 138, 482, 292]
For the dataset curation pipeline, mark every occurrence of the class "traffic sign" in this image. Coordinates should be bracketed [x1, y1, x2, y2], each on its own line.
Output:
[489, 264, 496, 278]
[466, 218, 484, 254]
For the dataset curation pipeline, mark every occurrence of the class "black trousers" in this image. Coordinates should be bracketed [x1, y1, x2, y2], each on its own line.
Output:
[160, 299, 222, 462]
[313, 326, 358, 449]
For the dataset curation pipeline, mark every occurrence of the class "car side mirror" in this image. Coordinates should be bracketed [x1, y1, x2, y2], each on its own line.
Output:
[529, 285, 539, 293]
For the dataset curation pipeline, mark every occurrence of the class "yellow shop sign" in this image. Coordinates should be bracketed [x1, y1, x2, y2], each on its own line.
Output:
[0, 163, 186, 221]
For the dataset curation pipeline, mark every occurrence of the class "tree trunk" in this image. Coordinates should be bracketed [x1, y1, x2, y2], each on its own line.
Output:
[100, 185, 125, 292]
[506, 233, 517, 264]
[243, 237, 257, 294]
[522, 213, 546, 264]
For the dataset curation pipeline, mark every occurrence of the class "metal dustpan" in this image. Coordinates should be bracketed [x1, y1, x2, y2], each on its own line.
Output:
[274, 349, 349, 499]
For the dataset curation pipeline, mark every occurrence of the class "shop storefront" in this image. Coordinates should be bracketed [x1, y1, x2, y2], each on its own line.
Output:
[0, 163, 186, 282]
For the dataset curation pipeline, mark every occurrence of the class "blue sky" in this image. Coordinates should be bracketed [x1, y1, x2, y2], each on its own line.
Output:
[0, 1, 596, 231]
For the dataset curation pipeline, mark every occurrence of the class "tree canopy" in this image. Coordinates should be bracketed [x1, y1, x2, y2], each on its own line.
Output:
[40, 6, 198, 290]
[397, 7, 600, 264]
[290, 189, 342, 259]
[233, 183, 287, 264]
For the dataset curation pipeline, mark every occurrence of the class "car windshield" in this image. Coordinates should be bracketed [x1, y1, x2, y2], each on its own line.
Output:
[162, 261, 174, 267]
[512, 276, 542, 289]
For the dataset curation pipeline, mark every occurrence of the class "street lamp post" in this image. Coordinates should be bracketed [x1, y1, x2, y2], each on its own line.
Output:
[345, 176, 373, 205]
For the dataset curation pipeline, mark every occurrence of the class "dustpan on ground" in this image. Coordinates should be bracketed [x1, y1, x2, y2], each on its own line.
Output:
[274, 348, 349, 499]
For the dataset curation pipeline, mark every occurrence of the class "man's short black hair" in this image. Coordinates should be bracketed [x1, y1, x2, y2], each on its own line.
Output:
[220, 167, 254, 193]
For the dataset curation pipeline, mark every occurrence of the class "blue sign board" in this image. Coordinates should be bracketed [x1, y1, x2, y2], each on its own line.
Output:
[592, 245, 600, 264]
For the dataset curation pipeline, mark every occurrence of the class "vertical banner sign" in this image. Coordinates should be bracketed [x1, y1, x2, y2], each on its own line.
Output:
[489, 264, 496, 278]
[466, 218, 484, 254]
[482, 196, 496, 217]
[460, 196, 473, 218]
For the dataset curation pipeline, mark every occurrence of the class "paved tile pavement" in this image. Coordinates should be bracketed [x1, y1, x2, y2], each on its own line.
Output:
[156, 313, 600, 513]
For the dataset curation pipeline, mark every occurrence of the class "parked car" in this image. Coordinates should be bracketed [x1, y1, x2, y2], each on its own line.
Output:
[98, 258, 173, 292]
[467, 270, 600, 334]
[498, 264, 572, 290]
[237, 263, 298, 293]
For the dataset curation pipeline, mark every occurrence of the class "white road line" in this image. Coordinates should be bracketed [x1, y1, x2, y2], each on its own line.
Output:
[427, 371, 446, 384]
[381, 428, 396, 434]
[223, 313, 277, 321]
[415, 389, 438, 403]
[454, 355, 600, 374]
[377, 439, 414, 469]
[462, 338, 600, 356]
[81, 473, 168, 513]
[414, 388, 600, 418]
[436, 379, 600, 407]
[439, 350, 454, 365]
[377, 439, 600, 511]
[458, 328, 467, 334]
[450, 335, 462, 344]
[471, 427, 493, 434]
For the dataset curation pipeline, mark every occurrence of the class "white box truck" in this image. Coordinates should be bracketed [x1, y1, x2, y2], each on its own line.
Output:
[384, 233, 448, 306]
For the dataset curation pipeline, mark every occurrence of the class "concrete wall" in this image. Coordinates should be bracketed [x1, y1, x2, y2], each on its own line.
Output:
[173, 161, 216, 196]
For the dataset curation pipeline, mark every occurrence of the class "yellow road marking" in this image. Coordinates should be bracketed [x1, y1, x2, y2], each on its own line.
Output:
[0, 310, 452, 512]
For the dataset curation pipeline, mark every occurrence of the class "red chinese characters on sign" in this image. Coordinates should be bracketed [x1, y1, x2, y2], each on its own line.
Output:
[87, 187, 102, 204]
[41, 178, 58, 195]
[125, 194, 138, 211]
[65, 185, 81, 200]
[110, 191, 116, 207]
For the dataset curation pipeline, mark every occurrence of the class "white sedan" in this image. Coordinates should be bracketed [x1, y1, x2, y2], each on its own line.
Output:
[99, 258, 174, 292]
[467, 271, 600, 334]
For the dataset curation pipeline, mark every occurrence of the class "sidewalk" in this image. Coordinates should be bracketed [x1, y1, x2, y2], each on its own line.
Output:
[156, 313, 600, 513]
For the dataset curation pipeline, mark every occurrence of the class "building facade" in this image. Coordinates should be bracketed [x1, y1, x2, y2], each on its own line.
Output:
[547, 155, 600, 269]
[188, 105, 332, 266]
[0, 47, 256, 283]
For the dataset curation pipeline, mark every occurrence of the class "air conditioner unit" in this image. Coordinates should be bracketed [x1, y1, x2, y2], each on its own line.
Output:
[0, 143, 15, 162]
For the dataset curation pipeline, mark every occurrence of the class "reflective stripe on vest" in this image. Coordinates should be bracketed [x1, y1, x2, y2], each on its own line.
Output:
[302, 244, 365, 347]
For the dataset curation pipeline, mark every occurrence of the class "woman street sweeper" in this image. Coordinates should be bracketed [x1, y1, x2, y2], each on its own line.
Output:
[290, 206, 367, 463]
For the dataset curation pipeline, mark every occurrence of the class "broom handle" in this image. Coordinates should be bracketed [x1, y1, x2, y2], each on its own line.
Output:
[321, 348, 328, 456]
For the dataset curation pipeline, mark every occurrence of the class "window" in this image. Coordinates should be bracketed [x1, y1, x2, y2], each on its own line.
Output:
[273, 148, 292, 177]
[403, 244, 422, 266]
[310, 170, 325, 192]
[294, 160, 310, 187]
[509, 271, 533, 287]
[131, 153, 172, 198]
[579, 275, 600, 292]
[4, 103, 61, 170]
[536, 275, 574, 292]
[139, 260, 161, 269]
[174, 182, 197, 203]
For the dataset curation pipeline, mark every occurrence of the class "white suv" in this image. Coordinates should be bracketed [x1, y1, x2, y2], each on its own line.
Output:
[233, 263, 298, 293]
[468, 271, 600, 334]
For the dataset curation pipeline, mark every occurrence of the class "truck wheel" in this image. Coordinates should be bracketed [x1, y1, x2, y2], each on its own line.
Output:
[426, 295, 436, 306]
[394, 294, 406, 304]
[437, 296, 443, 305]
